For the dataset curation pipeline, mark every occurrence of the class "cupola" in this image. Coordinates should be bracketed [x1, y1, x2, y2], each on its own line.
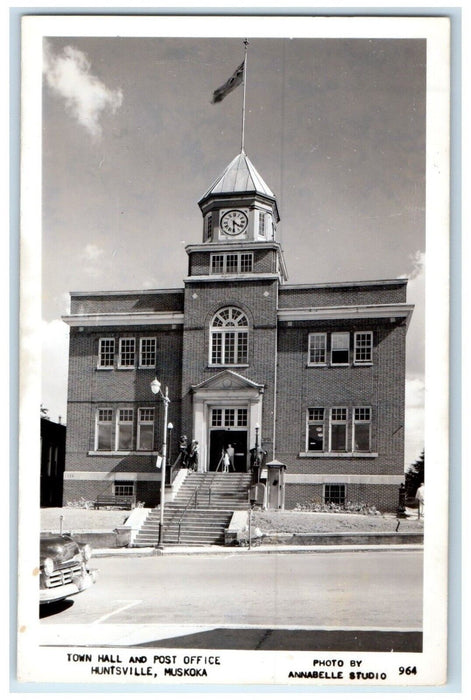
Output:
[198, 152, 280, 244]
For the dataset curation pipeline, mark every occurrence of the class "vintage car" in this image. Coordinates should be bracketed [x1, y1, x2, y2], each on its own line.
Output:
[40, 533, 97, 605]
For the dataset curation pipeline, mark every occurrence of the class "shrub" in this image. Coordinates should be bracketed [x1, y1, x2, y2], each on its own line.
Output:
[66, 497, 94, 509]
[293, 500, 381, 515]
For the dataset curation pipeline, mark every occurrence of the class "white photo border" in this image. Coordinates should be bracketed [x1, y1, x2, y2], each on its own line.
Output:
[16, 12, 451, 689]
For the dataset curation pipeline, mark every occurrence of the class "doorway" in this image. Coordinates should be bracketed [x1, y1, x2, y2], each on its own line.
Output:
[209, 430, 248, 472]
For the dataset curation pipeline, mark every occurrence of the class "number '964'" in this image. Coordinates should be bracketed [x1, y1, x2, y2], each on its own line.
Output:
[399, 666, 417, 675]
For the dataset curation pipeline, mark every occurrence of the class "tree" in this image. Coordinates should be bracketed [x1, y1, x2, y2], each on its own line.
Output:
[405, 450, 424, 497]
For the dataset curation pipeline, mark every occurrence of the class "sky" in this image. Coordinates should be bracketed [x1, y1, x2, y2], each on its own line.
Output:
[41, 34, 426, 468]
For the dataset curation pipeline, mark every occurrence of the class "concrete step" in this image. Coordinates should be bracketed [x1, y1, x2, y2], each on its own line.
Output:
[134, 470, 253, 546]
[142, 525, 229, 533]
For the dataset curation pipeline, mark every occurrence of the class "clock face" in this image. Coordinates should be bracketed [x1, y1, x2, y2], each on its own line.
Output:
[220, 210, 248, 236]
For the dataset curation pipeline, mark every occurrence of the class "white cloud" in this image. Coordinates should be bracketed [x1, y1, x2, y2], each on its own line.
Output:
[79, 243, 107, 278]
[401, 250, 425, 469]
[83, 243, 104, 261]
[405, 374, 425, 468]
[41, 319, 69, 424]
[43, 40, 123, 139]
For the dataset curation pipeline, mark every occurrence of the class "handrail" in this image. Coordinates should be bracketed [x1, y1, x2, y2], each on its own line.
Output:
[207, 472, 219, 506]
[177, 474, 210, 543]
[166, 451, 183, 486]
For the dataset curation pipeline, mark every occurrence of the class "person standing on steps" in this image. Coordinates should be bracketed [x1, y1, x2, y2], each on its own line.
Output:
[226, 444, 235, 471]
[188, 440, 199, 472]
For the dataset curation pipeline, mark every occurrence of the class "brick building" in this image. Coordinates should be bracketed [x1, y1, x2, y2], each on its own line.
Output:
[62, 151, 413, 511]
[40, 416, 66, 507]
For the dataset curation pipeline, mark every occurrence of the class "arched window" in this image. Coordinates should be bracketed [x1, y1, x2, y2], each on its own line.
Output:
[210, 307, 249, 365]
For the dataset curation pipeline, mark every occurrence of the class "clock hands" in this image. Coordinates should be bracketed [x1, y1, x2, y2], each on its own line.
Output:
[221, 210, 248, 235]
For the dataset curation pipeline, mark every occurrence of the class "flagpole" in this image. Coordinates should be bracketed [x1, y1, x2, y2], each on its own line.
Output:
[241, 39, 249, 154]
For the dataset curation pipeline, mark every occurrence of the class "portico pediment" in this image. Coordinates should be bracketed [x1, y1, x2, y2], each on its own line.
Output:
[191, 370, 264, 394]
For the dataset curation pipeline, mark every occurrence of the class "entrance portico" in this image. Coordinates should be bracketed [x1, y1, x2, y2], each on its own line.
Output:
[190, 370, 264, 472]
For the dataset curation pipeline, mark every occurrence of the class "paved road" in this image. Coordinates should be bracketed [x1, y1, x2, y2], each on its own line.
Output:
[40, 550, 422, 651]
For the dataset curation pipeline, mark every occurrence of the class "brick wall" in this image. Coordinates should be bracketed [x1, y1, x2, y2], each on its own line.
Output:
[70, 290, 184, 315]
[65, 325, 184, 481]
[63, 479, 160, 508]
[64, 274, 408, 513]
[274, 318, 406, 480]
[278, 281, 407, 308]
[284, 483, 400, 513]
[188, 248, 276, 276]
[180, 278, 279, 447]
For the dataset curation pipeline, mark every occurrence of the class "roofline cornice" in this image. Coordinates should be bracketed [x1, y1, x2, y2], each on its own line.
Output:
[185, 241, 284, 253]
[69, 288, 184, 298]
[281, 278, 408, 291]
[278, 303, 414, 328]
[183, 273, 282, 284]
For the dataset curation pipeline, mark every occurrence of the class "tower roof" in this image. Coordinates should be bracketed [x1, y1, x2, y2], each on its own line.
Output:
[199, 152, 276, 202]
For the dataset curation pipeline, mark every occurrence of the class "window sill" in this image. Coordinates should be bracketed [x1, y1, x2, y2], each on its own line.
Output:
[208, 364, 250, 369]
[298, 452, 378, 458]
[96, 366, 114, 370]
[305, 363, 374, 369]
[88, 451, 159, 457]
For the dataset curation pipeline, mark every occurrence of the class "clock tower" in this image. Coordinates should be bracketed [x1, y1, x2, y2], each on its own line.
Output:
[181, 151, 287, 472]
[198, 151, 281, 244]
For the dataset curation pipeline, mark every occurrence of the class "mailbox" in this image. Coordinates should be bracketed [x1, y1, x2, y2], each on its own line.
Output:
[265, 459, 287, 510]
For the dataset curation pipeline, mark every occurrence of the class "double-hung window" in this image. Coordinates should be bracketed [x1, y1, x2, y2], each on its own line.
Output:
[324, 484, 346, 505]
[240, 253, 253, 272]
[354, 331, 373, 365]
[206, 213, 213, 240]
[259, 211, 266, 237]
[114, 480, 135, 497]
[116, 408, 134, 451]
[98, 338, 115, 368]
[211, 255, 224, 274]
[210, 308, 249, 365]
[331, 333, 350, 365]
[308, 333, 327, 366]
[307, 408, 325, 451]
[137, 408, 154, 451]
[330, 408, 348, 452]
[96, 409, 113, 450]
[118, 338, 135, 368]
[210, 253, 253, 274]
[353, 407, 372, 451]
[139, 337, 157, 368]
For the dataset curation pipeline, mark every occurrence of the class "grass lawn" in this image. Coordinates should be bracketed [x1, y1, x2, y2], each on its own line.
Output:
[252, 509, 423, 534]
[40, 507, 134, 532]
[41, 506, 423, 534]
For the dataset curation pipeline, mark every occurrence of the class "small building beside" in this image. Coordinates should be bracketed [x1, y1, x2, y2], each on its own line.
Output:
[40, 416, 66, 507]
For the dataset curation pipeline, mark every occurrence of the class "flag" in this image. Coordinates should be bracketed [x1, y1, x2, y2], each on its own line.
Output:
[211, 61, 245, 104]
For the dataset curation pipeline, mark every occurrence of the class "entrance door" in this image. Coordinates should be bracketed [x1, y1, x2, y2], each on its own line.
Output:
[209, 430, 248, 472]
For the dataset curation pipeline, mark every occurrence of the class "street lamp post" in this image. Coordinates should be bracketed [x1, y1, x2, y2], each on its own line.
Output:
[254, 422, 260, 482]
[255, 423, 260, 453]
[167, 422, 174, 468]
[150, 378, 170, 547]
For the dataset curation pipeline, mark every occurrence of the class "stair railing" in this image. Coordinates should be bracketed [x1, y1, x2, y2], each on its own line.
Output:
[177, 474, 210, 544]
[207, 472, 218, 506]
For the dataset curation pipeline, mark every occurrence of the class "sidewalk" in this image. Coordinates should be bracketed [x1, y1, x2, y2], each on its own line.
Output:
[92, 541, 424, 557]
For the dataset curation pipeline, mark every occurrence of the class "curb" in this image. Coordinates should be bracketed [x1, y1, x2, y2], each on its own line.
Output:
[91, 543, 424, 558]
